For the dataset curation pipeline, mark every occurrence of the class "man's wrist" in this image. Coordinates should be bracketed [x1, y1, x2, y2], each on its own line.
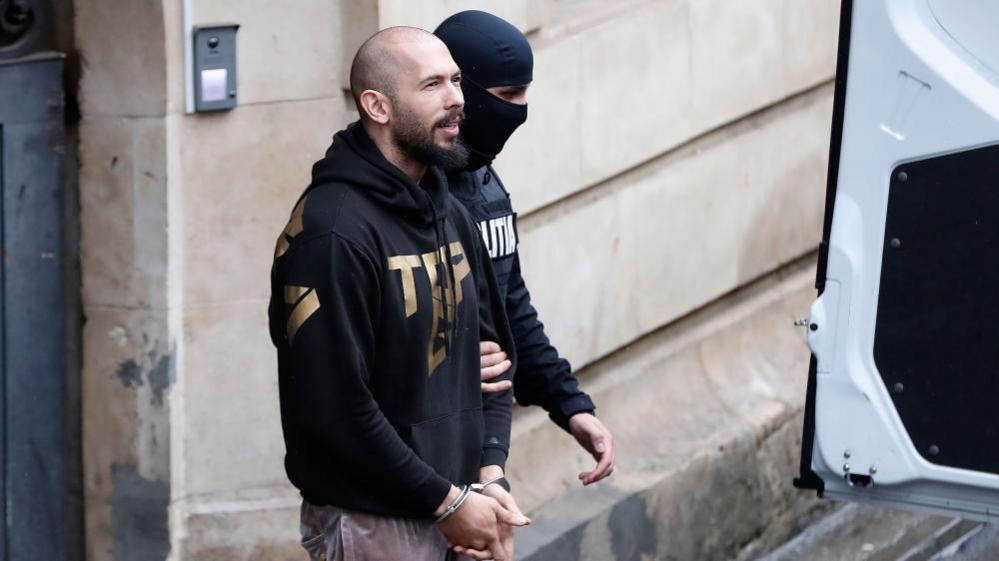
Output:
[480, 464, 504, 482]
[554, 406, 596, 433]
[433, 485, 462, 518]
[568, 410, 596, 425]
[479, 465, 511, 492]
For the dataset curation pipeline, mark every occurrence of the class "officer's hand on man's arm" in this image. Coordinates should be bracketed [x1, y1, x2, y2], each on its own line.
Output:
[569, 413, 615, 485]
[436, 483, 529, 561]
[480, 341, 513, 393]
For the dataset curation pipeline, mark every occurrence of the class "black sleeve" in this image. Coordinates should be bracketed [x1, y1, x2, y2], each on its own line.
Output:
[468, 222, 516, 469]
[280, 234, 452, 514]
[506, 251, 596, 432]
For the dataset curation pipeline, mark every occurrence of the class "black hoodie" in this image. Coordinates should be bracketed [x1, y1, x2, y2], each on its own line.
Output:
[268, 122, 515, 518]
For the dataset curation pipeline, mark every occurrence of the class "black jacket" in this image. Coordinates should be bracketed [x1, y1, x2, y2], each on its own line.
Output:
[449, 165, 595, 431]
[269, 123, 515, 518]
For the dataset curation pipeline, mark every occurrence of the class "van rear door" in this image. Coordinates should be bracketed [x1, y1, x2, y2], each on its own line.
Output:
[795, 0, 999, 520]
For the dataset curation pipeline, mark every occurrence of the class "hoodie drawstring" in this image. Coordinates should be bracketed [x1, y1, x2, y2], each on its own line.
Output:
[429, 201, 458, 356]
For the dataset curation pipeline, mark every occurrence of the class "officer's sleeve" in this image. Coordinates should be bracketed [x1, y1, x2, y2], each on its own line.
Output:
[469, 230, 516, 469]
[506, 252, 596, 432]
[277, 233, 452, 514]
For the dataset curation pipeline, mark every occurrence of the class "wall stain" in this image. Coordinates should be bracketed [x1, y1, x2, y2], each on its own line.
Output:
[148, 353, 171, 407]
[610, 494, 656, 561]
[114, 347, 174, 406]
[115, 359, 143, 389]
[111, 464, 170, 561]
[525, 524, 584, 561]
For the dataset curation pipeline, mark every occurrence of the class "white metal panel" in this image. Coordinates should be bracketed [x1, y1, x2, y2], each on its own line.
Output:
[808, 0, 999, 519]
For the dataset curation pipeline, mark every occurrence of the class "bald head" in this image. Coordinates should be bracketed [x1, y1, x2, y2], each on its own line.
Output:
[349, 26, 440, 113]
[346, 26, 466, 176]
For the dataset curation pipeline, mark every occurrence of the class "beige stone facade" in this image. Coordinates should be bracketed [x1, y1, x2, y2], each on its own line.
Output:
[73, 0, 838, 559]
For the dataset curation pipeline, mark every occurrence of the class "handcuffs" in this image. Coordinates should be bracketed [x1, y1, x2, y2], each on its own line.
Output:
[434, 475, 510, 525]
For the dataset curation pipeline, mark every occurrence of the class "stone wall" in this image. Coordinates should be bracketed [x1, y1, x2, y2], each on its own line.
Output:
[77, 1, 181, 559]
[73, 0, 838, 559]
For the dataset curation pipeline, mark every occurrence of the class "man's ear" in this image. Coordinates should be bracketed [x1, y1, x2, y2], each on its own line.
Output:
[359, 90, 391, 124]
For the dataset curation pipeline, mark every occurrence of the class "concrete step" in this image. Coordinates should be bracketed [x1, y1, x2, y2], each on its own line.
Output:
[505, 256, 825, 560]
[752, 503, 982, 561]
[931, 523, 999, 561]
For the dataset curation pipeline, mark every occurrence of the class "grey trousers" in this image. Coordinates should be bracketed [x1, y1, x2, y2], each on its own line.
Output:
[300, 499, 468, 561]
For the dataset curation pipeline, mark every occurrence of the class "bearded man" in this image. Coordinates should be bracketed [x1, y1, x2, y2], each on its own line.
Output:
[269, 26, 528, 561]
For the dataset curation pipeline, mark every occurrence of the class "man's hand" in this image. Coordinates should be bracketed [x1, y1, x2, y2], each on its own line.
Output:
[438, 489, 529, 561]
[569, 413, 615, 485]
[480, 341, 513, 393]
[477, 484, 523, 561]
[453, 469, 529, 561]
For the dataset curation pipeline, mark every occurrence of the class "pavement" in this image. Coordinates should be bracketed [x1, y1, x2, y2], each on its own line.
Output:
[508, 260, 825, 561]
[753, 502, 992, 561]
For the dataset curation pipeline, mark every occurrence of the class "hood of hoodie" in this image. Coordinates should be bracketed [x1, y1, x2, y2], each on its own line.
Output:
[308, 121, 451, 226]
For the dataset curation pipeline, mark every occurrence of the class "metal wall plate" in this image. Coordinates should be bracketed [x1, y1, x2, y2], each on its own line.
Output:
[193, 23, 239, 112]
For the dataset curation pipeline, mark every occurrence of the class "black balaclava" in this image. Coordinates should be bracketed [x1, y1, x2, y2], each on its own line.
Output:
[434, 10, 533, 170]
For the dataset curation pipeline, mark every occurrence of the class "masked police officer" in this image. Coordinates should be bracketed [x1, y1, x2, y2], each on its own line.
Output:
[435, 11, 615, 489]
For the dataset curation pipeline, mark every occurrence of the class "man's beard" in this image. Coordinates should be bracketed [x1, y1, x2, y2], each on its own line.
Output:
[392, 106, 469, 171]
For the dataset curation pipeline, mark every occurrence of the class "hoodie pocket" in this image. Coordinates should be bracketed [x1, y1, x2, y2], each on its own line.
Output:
[408, 408, 484, 484]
